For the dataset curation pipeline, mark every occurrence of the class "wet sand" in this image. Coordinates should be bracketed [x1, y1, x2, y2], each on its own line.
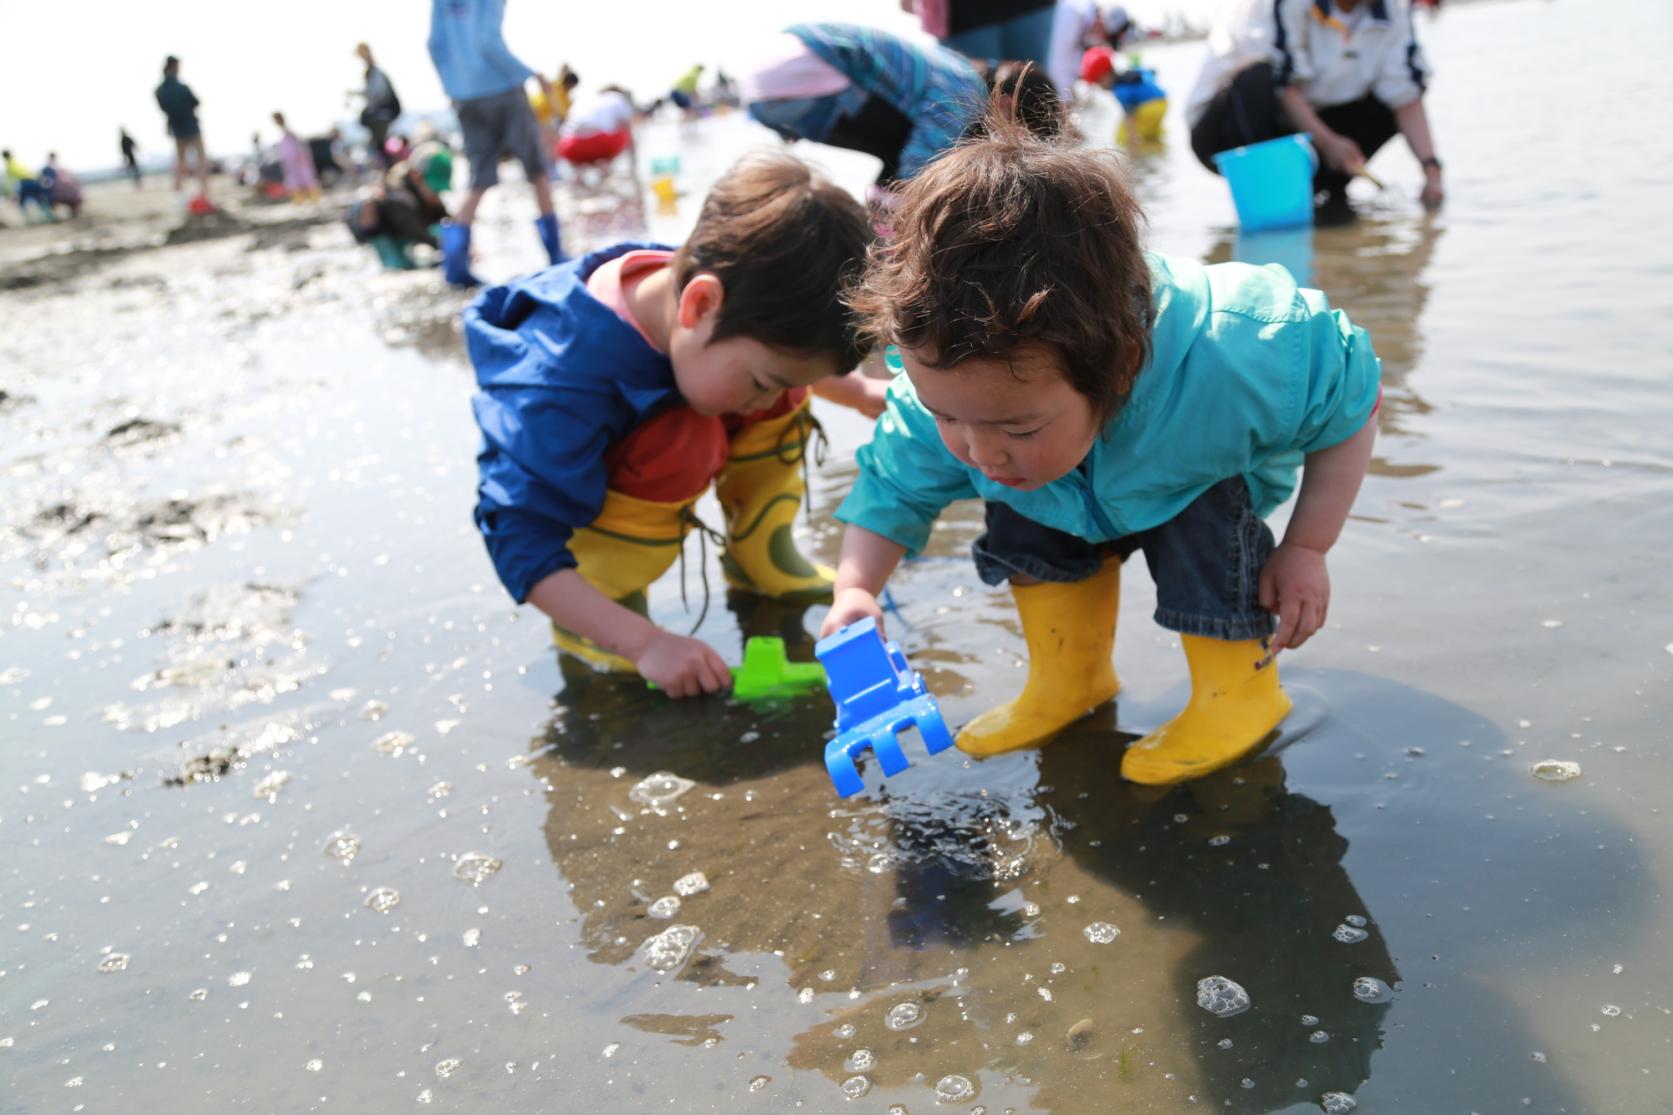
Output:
[4, 2, 1673, 1111]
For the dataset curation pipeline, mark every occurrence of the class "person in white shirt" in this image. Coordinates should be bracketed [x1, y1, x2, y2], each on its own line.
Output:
[1185, 0, 1443, 219]
[556, 88, 639, 167]
[1045, 1, 1133, 96]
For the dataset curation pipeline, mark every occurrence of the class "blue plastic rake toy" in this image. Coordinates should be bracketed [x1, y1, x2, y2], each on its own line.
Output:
[814, 617, 953, 797]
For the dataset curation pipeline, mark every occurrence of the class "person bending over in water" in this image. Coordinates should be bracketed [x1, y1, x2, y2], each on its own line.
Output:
[1185, 0, 1443, 220]
[468, 153, 873, 696]
[822, 121, 1382, 785]
[346, 143, 452, 269]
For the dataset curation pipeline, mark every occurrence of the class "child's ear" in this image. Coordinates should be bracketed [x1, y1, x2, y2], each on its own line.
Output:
[676, 273, 725, 330]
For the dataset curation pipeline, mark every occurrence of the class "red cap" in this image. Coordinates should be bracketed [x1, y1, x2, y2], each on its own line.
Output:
[1080, 46, 1117, 84]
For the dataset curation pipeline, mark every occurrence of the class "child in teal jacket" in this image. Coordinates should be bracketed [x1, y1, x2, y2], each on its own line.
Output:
[823, 124, 1381, 785]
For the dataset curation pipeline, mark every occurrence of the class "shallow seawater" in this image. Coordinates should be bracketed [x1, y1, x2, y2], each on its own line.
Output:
[3, 2, 1672, 1111]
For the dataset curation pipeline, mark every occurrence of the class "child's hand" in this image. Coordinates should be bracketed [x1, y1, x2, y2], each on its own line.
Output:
[821, 587, 885, 639]
[811, 371, 890, 419]
[635, 630, 732, 697]
[1258, 542, 1330, 653]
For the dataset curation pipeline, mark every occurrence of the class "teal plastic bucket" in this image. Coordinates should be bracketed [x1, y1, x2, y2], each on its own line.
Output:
[1214, 134, 1317, 232]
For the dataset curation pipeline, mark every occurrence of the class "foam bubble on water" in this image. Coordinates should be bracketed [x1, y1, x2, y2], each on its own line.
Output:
[1217, 1038, 1233, 1050]
[434, 1058, 461, 1079]
[1208, 835, 1231, 847]
[416, 1088, 433, 1104]
[602, 1043, 621, 1058]
[647, 896, 681, 919]
[249, 770, 290, 801]
[1343, 914, 1367, 927]
[227, 971, 252, 987]
[1083, 921, 1120, 944]
[885, 1002, 924, 1031]
[1351, 977, 1392, 1003]
[365, 887, 400, 913]
[628, 771, 695, 809]
[304, 1059, 323, 1072]
[1601, 1004, 1621, 1017]
[1196, 976, 1250, 1017]
[97, 953, 130, 974]
[749, 1075, 770, 1092]
[672, 872, 709, 897]
[1300, 1014, 1319, 1026]
[1331, 924, 1369, 944]
[841, 1075, 872, 1099]
[1016, 1031, 1033, 1045]
[372, 730, 415, 756]
[462, 928, 482, 948]
[1309, 1030, 1330, 1043]
[797, 987, 815, 1004]
[933, 1074, 976, 1103]
[189, 989, 208, 1001]
[1320, 1092, 1357, 1113]
[451, 853, 502, 884]
[834, 1023, 855, 1040]
[1531, 760, 1581, 782]
[103, 831, 133, 846]
[322, 830, 360, 864]
[642, 924, 701, 974]
[845, 1049, 877, 1072]
[359, 700, 387, 721]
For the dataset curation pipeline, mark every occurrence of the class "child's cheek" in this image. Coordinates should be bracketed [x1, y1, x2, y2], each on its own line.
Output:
[935, 422, 971, 466]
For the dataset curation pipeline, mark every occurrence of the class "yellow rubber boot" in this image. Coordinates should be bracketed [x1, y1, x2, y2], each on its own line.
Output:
[1117, 98, 1168, 143]
[955, 560, 1121, 758]
[553, 489, 694, 672]
[1119, 635, 1292, 785]
[714, 396, 834, 601]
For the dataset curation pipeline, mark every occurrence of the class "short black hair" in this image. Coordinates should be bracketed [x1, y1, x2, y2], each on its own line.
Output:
[673, 151, 873, 372]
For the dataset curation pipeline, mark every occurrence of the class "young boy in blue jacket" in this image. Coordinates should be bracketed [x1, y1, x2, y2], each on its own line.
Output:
[821, 124, 1381, 785]
[469, 152, 872, 696]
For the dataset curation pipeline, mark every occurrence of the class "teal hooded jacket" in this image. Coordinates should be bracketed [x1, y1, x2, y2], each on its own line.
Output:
[835, 254, 1382, 551]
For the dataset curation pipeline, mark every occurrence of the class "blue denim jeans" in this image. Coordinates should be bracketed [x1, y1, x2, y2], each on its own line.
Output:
[972, 477, 1277, 641]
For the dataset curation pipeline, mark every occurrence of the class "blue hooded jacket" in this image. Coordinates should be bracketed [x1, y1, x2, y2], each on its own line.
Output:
[837, 254, 1381, 552]
[468, 243, 682, 603]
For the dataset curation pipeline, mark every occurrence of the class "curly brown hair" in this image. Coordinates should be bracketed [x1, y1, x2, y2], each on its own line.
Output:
[673, 150, 873, 372]
[849, 121, 1154, 419]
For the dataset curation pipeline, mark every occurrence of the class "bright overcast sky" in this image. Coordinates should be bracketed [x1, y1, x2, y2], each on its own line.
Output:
[0, 0, 1212, 171]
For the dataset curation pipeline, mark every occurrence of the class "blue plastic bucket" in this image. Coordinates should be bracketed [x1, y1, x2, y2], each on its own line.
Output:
[1214, 134, 1317, 233]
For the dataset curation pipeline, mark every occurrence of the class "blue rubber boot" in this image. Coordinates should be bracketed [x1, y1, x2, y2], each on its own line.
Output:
[534, 213, 568, 266]
[439, 222, 480, 288]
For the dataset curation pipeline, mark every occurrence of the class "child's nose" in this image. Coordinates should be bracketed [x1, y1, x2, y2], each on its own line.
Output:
[967, 436, 1007, 469]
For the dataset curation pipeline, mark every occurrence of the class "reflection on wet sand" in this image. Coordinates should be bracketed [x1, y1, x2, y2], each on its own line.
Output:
[524, 545, 1560, 1111]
